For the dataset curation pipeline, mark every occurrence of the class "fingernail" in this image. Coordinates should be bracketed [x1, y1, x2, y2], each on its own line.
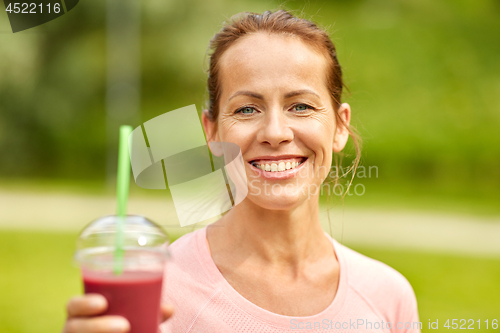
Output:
[110, 319, 129, 332]
[88, 296, 106, 309]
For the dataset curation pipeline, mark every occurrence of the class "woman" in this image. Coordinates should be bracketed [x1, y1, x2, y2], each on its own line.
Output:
[64, 10, 420, 333]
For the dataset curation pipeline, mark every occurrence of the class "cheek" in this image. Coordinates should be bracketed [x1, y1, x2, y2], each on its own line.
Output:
[218, 119, 256, 150]
[218, 118, 238, 142]
[293, 119, 335, 180]
[293, 118, 335, 155]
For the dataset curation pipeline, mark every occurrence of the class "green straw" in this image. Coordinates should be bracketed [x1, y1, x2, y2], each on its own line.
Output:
[114, 125, 133, 275]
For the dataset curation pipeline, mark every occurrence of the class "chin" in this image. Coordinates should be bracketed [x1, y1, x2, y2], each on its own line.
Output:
[245, 185, 312, 211]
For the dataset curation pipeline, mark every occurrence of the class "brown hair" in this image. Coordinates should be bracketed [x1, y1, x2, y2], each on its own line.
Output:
[204, 9, 361, 228]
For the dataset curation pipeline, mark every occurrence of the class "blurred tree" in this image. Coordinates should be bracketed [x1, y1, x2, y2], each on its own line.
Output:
[0, 0, 498, 201]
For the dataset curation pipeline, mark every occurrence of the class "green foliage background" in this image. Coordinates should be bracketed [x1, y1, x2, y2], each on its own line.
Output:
[1, 0, 499, 210]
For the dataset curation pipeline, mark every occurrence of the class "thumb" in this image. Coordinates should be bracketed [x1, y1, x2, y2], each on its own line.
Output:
[161, 303, 175, 322]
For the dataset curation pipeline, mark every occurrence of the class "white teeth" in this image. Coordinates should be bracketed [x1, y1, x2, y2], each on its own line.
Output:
[254, 160, 304, 172]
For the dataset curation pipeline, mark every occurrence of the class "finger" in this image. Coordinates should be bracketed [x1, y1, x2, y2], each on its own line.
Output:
[66, 294, 107, 318]
[64, 315, 130, 333]
[161, 303, 175, 322]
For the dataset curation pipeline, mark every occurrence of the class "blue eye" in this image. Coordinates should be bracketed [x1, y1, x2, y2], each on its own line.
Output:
[236, 107, 256, 115]
[293, 104, 313, 112]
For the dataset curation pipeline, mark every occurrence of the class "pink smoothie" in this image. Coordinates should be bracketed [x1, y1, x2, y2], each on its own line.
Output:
[83, 270, 163, 333]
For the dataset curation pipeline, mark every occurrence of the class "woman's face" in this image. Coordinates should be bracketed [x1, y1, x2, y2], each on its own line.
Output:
[203, 32, 350, 210]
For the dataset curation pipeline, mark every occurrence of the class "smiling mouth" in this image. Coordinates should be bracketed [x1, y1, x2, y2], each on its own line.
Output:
[250, 157, 307, 172]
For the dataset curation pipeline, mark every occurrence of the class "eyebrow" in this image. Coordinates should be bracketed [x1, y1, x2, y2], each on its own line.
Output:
[227, 89, 320, 102]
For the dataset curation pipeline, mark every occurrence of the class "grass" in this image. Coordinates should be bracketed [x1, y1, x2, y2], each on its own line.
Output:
[0, 231, 81, 333]
[1, 230, 499, 332]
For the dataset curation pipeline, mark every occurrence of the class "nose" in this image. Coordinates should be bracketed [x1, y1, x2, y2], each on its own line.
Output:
[256, 108, 294, 147]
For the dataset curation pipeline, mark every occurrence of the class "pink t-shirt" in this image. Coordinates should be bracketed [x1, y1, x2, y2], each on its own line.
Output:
[160, 227, 421, 333]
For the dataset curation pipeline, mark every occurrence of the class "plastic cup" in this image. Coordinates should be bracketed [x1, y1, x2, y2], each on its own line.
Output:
[75, 215, 169, 333]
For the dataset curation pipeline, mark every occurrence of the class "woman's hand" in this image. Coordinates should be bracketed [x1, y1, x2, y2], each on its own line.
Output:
[62, 294, 174, 333]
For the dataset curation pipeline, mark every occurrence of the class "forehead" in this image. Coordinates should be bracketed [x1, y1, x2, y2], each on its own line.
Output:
[218, 32, 329, 97]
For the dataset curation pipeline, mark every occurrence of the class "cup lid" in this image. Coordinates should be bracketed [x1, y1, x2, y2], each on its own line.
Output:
[75, 215, 170, 263]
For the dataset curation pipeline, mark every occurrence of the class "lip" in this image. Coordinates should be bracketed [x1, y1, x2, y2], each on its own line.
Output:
[248, 154, 306, 162]
[247, 155, 308, 180]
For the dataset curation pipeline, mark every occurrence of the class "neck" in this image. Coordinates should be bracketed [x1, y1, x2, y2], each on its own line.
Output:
[211, 195, 331, 268]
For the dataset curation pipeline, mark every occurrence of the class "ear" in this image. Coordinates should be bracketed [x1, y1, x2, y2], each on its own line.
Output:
[201, 109, 219, 143]
[333, 103, 351, 153]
